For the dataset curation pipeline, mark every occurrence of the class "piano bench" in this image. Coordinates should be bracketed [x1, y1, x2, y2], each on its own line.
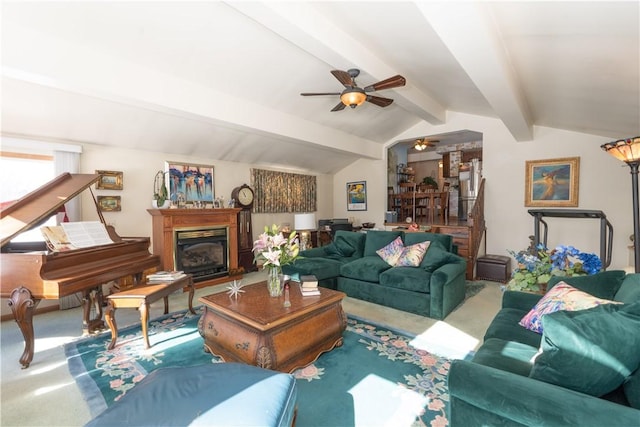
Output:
[104, 274, 195, 350]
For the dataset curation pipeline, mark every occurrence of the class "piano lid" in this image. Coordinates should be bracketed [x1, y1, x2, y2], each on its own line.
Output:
[0, 173, 100, 247]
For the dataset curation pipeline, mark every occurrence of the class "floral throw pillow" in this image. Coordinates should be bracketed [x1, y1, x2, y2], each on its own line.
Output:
[519, 281, 622, 334]
[395, 241, 430, 267]
[376, 236, 404, 266]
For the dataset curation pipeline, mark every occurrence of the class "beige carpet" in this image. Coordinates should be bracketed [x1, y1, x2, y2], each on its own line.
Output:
[0, 271, 503, 426]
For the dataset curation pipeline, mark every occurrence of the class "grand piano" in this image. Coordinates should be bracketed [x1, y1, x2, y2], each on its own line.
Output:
[1, 173, 160, 368]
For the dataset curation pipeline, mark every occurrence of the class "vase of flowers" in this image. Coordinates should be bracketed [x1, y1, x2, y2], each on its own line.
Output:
[507, 243, 602, 293]
[252, 225, 300, 297]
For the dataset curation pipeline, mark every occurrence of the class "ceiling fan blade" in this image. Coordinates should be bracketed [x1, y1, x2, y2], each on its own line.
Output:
[331, 102, 346, 112]
[366, 95, 394, 108]
[331, 70, 354, 87]
[300, 92, 341, 96]
[364, 75, 406, 92]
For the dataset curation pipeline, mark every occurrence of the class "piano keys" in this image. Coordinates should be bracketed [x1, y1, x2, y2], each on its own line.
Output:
[1, 173, 160, 368]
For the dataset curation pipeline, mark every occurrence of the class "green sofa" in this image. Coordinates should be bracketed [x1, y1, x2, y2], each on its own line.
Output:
[448, 270, 640, 426]
[282, 230, 467, 320]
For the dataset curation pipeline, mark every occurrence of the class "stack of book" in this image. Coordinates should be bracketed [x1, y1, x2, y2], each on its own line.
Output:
[146, 270, 186, 283]
[300, 274, 320, 296]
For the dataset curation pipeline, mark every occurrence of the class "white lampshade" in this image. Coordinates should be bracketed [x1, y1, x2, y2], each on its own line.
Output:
[294, 213, 316, 231]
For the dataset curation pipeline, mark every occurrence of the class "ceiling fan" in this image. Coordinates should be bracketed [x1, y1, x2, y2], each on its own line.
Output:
[412, 138, 438, 151]
[301, 69, 406, 112]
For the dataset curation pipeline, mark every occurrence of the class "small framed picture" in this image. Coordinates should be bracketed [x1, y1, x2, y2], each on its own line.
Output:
[97, 196, 121, 212]
[96, 170, 123, 190]
[525, 157, 580, 207]
[347, 181, 367, 211]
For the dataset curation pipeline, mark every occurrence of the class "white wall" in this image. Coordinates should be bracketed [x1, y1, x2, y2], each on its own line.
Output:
[78, 143, 333, 242]
[337, 112, 631, 271]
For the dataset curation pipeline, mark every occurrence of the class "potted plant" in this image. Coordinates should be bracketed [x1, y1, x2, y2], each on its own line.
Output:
[422, 176, 438, 189]
[506, 243, 602, 293]
[153, 170, 170, 208]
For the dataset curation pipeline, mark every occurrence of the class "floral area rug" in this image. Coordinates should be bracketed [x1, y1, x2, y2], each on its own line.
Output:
[65, 308, 454, 427]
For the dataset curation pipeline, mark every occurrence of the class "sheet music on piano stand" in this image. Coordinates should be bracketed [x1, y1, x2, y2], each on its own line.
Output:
[61, 221, 113, 248]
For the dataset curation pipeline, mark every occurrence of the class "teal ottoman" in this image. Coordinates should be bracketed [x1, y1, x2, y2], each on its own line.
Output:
[85, 363, 297, 427]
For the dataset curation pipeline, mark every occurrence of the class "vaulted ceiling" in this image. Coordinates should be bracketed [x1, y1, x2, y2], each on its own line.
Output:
[2, 1, 638, 174]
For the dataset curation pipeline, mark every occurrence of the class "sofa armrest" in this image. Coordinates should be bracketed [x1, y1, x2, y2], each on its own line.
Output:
[448, 360, 640, 427]
[501, 290, 542, 311]
[429, 256, 467, 319]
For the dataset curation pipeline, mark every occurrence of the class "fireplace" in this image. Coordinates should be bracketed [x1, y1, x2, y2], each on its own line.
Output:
[174, 227, 228, 282]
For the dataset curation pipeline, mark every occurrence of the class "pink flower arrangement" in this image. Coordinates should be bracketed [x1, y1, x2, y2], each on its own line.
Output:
[252, 224, 300, 270]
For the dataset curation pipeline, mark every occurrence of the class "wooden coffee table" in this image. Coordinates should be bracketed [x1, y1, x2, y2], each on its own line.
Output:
[198, 282, 346, 373]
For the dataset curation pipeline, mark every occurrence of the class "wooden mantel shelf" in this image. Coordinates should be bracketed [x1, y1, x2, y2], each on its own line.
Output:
[147, 208, 242, 289]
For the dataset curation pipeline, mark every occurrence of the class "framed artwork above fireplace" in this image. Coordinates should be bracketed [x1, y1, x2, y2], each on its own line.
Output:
[165, 161, 214, 205]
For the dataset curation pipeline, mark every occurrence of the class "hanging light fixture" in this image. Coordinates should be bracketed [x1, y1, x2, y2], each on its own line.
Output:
[601, 136, 640, 272]
[340, 87, 367, 108]
[414, 139, 428, 151]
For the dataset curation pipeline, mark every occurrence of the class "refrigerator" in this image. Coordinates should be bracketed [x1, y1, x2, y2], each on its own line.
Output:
[459, 158, 482, 220]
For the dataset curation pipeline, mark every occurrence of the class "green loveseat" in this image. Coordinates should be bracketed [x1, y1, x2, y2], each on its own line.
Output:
[447, 270, 640, 426]
[282, 230, 467, 320]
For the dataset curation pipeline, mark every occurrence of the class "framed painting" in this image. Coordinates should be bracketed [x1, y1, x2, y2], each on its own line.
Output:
[95, 170, 123, 190]
[347, 181, 367, 211]
[165, 161, 214, 205]
[525, 157, 580, 207]
[97, 196, 121, 212]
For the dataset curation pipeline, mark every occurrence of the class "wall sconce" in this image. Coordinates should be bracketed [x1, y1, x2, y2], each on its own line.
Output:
[601, 136, 640, 272]
[294, 213, 317, 251]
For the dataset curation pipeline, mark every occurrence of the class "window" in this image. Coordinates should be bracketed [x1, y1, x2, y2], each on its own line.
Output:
[251, 168, 317, 213]
[1, 151, 55, 241]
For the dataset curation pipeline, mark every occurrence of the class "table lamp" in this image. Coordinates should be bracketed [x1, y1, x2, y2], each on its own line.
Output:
[294, 213, 316, 251]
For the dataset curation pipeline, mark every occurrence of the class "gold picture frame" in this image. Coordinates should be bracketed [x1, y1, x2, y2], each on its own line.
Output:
[525, 157, 579, 207]
[96, 170, 123, 190]
[97, 196, 121, 212]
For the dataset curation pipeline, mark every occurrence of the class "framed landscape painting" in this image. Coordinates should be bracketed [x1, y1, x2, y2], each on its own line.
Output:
[347, 181, 367, 211]
[165, 162, 214, 205]
[525, 157, 579, 207]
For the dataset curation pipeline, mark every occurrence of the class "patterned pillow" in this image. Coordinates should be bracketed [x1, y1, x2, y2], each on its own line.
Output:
[395, 241, 430, 267]
[520, 281, 622, 334]
[376, 236, 404, 266]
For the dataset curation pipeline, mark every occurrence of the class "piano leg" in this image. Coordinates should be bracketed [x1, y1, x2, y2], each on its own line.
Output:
[82, 286, 105, 335]
[8, 286, 41, 369]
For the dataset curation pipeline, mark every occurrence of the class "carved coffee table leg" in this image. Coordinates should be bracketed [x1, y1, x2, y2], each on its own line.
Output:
[187, 280, 195, 314]
[140, 301, 151, 349]
[105, 300, 118, 350]
[8, 287, 40, 369]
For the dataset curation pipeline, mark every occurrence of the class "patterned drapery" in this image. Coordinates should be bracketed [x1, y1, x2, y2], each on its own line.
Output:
[251, 168, 317, 213]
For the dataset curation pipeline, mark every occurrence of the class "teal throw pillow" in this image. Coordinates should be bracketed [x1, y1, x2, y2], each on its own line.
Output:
[530, 302, 640, 397]
[546, 270, 626, 300]
[376, 236, 404, 266]
[419, 241, 451, 273]
[334, 234, 357, 257]
[396, 240, 430, 267]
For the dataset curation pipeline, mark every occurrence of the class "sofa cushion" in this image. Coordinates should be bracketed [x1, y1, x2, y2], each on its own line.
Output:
[340, 256, 392, 283]
[376, 236, 404, 266]
[547, 269, 626, 300]
[615, 273, 640, 304]
[624, 369, 640, 409]
[363, 230, 404, 257]
[419, 241, 452, 273]
[284, 257, 344, 281]
[519, 282, 621, 334]
[379, 266, 431, 293]
[471, 338, 538, 377]
[530, 301, 640, 397]
[403, 232, 453, 252]
[483, 308, 543, 349]
[396, 240, 430, 267]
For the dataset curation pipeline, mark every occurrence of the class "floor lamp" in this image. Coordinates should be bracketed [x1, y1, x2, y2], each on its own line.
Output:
[601, 136, 640, 273]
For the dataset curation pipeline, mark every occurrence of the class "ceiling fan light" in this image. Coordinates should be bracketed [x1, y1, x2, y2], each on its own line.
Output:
[340, 88, 366, 108]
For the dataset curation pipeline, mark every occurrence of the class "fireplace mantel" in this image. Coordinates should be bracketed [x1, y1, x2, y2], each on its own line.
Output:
[148, 208, 242, 288]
